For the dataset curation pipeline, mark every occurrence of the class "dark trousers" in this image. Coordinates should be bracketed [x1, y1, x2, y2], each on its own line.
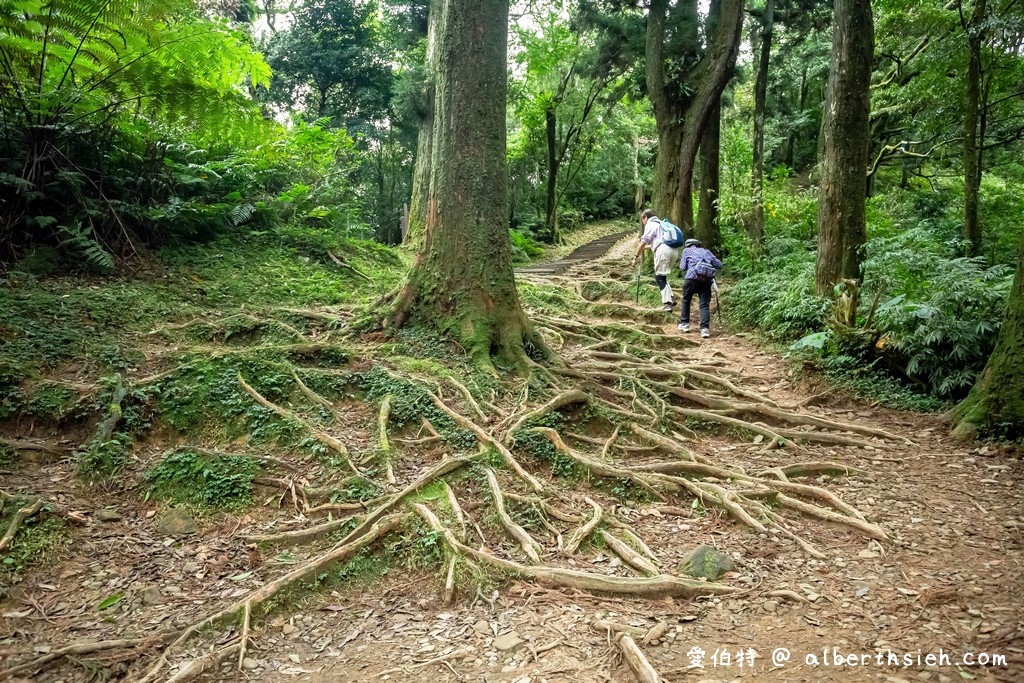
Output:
[680, 278, 712, 329]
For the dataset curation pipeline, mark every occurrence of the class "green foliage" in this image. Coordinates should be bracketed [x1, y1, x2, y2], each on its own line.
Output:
[76, 432, 133, 485]
[144, 449, 259, 510]
[0, 511, 69, 577]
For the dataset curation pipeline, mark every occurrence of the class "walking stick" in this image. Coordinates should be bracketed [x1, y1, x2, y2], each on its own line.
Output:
[635, 262, 642, 303]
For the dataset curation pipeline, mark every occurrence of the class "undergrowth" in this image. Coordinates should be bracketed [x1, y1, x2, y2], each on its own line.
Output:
[144, 449, 260, 511]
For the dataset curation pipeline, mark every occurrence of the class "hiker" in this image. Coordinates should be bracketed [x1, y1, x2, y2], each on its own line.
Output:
[677, 238, 722, 339]
[631, 209, 684, 312]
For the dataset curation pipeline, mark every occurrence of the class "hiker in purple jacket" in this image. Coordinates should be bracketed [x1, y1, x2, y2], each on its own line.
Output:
[677, 239, 722, 339]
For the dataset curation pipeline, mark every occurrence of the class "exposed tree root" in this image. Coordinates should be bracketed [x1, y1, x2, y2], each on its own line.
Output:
[564, 497, 603, 553]
[502, 389, 590, 441]
[601, 531, 659, 576]
[615, 635, 663, 683]
[378, 396, 398, 484]
[0, 632, 178, 681]
[137, 515, 406, 683]
[0, 437, 68, 457]
[420, 385, 543, 492]
[412, 503, 737, 598]
[0, 497, 45, 552]
[238, 373, 349, 459]
[485, 468, 542, 562]
[446, 377, 489, 424]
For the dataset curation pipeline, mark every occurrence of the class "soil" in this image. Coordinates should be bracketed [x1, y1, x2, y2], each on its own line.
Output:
[1, 234, 1021, 683]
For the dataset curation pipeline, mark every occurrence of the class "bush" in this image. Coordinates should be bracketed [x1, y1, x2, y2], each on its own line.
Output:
[145, 449, 259, 510]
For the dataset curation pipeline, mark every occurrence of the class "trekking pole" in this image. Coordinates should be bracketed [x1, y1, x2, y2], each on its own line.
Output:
[635, 261, 642, 304]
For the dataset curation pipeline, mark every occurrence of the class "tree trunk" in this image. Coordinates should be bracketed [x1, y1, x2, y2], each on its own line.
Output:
[696, 101, 721, 251]
[963, 0, 986, 257]
[952, 233, 1024, 439]
[406, 1, 441, 249]
[544, 106, 559, 243]
[814, 0, 873, 296]
[389, 0, 546, 373]
[646, 0, 683, 219]
[750, 0, 775, 249]
[674, 0, 744, 231]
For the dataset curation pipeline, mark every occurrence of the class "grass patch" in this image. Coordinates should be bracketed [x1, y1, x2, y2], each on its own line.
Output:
[0, 507, 69, 578]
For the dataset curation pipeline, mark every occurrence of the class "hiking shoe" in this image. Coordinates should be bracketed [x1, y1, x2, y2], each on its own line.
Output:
[661, 303, 674, 312]
[678, 323, 691, 333]
[700, 328, 710, 338]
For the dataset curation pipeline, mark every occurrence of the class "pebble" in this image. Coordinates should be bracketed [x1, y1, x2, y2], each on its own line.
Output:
[493, 632, 524, 652]
[762, 599, 778, 613]
[242, 658, 259, 670]
[96, 509, 122, 522]
[282, 623, 297, 635]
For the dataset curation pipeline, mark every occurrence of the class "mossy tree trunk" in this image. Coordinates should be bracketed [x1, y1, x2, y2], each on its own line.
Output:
[961, 0, 986, 257]
[814, 0, 873, 296]
[389, 0, 547, 374]
[695, 0, 722, 252]
[952, 234, 1024, 439]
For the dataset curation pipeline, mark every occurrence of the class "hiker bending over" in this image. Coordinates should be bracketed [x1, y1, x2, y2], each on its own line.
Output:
[677, 238, 722, 339]
[631, 209, 684, 312]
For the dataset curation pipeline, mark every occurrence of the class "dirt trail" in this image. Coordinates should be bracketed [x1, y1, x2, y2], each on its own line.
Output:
[1, 235, 1022, 683]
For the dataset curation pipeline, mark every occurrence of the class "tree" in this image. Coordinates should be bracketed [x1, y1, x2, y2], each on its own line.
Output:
[645, 0, 743, 228]
[814, 0, 873, 296]
[389, 0, 547, 372]
[750, 0, 776, 248]
[406, 1, 441, 249]
[262, 0, 392, 133]
[952, 233, 1024, 439]
[695, 0, 723, 251]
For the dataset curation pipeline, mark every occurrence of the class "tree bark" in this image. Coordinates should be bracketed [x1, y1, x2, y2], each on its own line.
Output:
[696, 101, 721, 251]
[646, 0, 685, 220]
[814, 0, 873, 296]
[544, 106, 559, 242]
[406, 1, 441, 249]
[962, 0, 986, 256]
[674, 0, 744, 230]
[750, 0, 775, 249]
[952, 233, 1024, 439]
[389, 0, 547, 373]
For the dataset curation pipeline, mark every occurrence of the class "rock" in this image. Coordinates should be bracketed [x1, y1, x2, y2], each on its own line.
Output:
[183, 562, 200, 573]
[762, 599, 778, 613]
[472, 620, 491, 635]
[857, 550, 879, 559]
[142, 586, 163, 605]
[242, 658, 259, 670]
[282, 623, 297, 635]
[493, 632, 524, 653]
[677, 545, 735, 581]
[154, 508, 197, 536]
[288, 654, 301, 663]
[96, 509, 122, 522]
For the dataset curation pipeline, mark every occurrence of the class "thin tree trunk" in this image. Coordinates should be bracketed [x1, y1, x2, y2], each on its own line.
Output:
[389, 0, 547, 373]
[963, 0, 986, 256]
[952, 232, 1024, 439]
[814, 0, 874, 296]
[696, 101, 721, 251]
[544, 106, 559, 242]
[646, 0, 682, 218]
[750, 0, 775, 249]
[406, 1, 440, 248]
[674, 0, 744, 231]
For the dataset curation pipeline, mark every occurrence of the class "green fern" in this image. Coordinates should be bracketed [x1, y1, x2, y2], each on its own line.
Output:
[57, 223, 114, 272]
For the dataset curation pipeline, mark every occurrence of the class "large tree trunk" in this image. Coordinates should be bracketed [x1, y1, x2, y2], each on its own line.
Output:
[952, 234, 1024, 439]
[814, 0, 873, 296]
[696, 101, 721, 251]
[646, 0, 684, 219]
[962, 0, 986, 257]
[389, 0, 546, 373]
[544, 106, 559, 243]
[750, 0, 775, 249]
[406, 1, 441, 249]
[674, 0, 744, 230]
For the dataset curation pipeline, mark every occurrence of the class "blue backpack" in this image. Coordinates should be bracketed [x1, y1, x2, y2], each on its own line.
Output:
[658, 220, 685, 248]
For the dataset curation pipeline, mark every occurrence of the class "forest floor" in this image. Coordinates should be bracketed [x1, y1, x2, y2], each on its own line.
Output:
[1, 227, 1022, 683]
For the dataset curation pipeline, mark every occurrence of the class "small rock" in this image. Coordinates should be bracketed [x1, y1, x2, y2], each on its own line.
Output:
[183, 562, 200, 573]
[154, 508, 197, 536]
[762, 599, 778, 613]
[242, 658, 259, 670]
[857, 550, 879, 559]
[472, 620, 490, 635]
[142, 586, 163, 605]
[282, 623, 297, 635]
[677, 545, 735, 581]
[96, 509, 122, 522]
[493, 632, 524, 653]
[288, 654, 301, 663]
